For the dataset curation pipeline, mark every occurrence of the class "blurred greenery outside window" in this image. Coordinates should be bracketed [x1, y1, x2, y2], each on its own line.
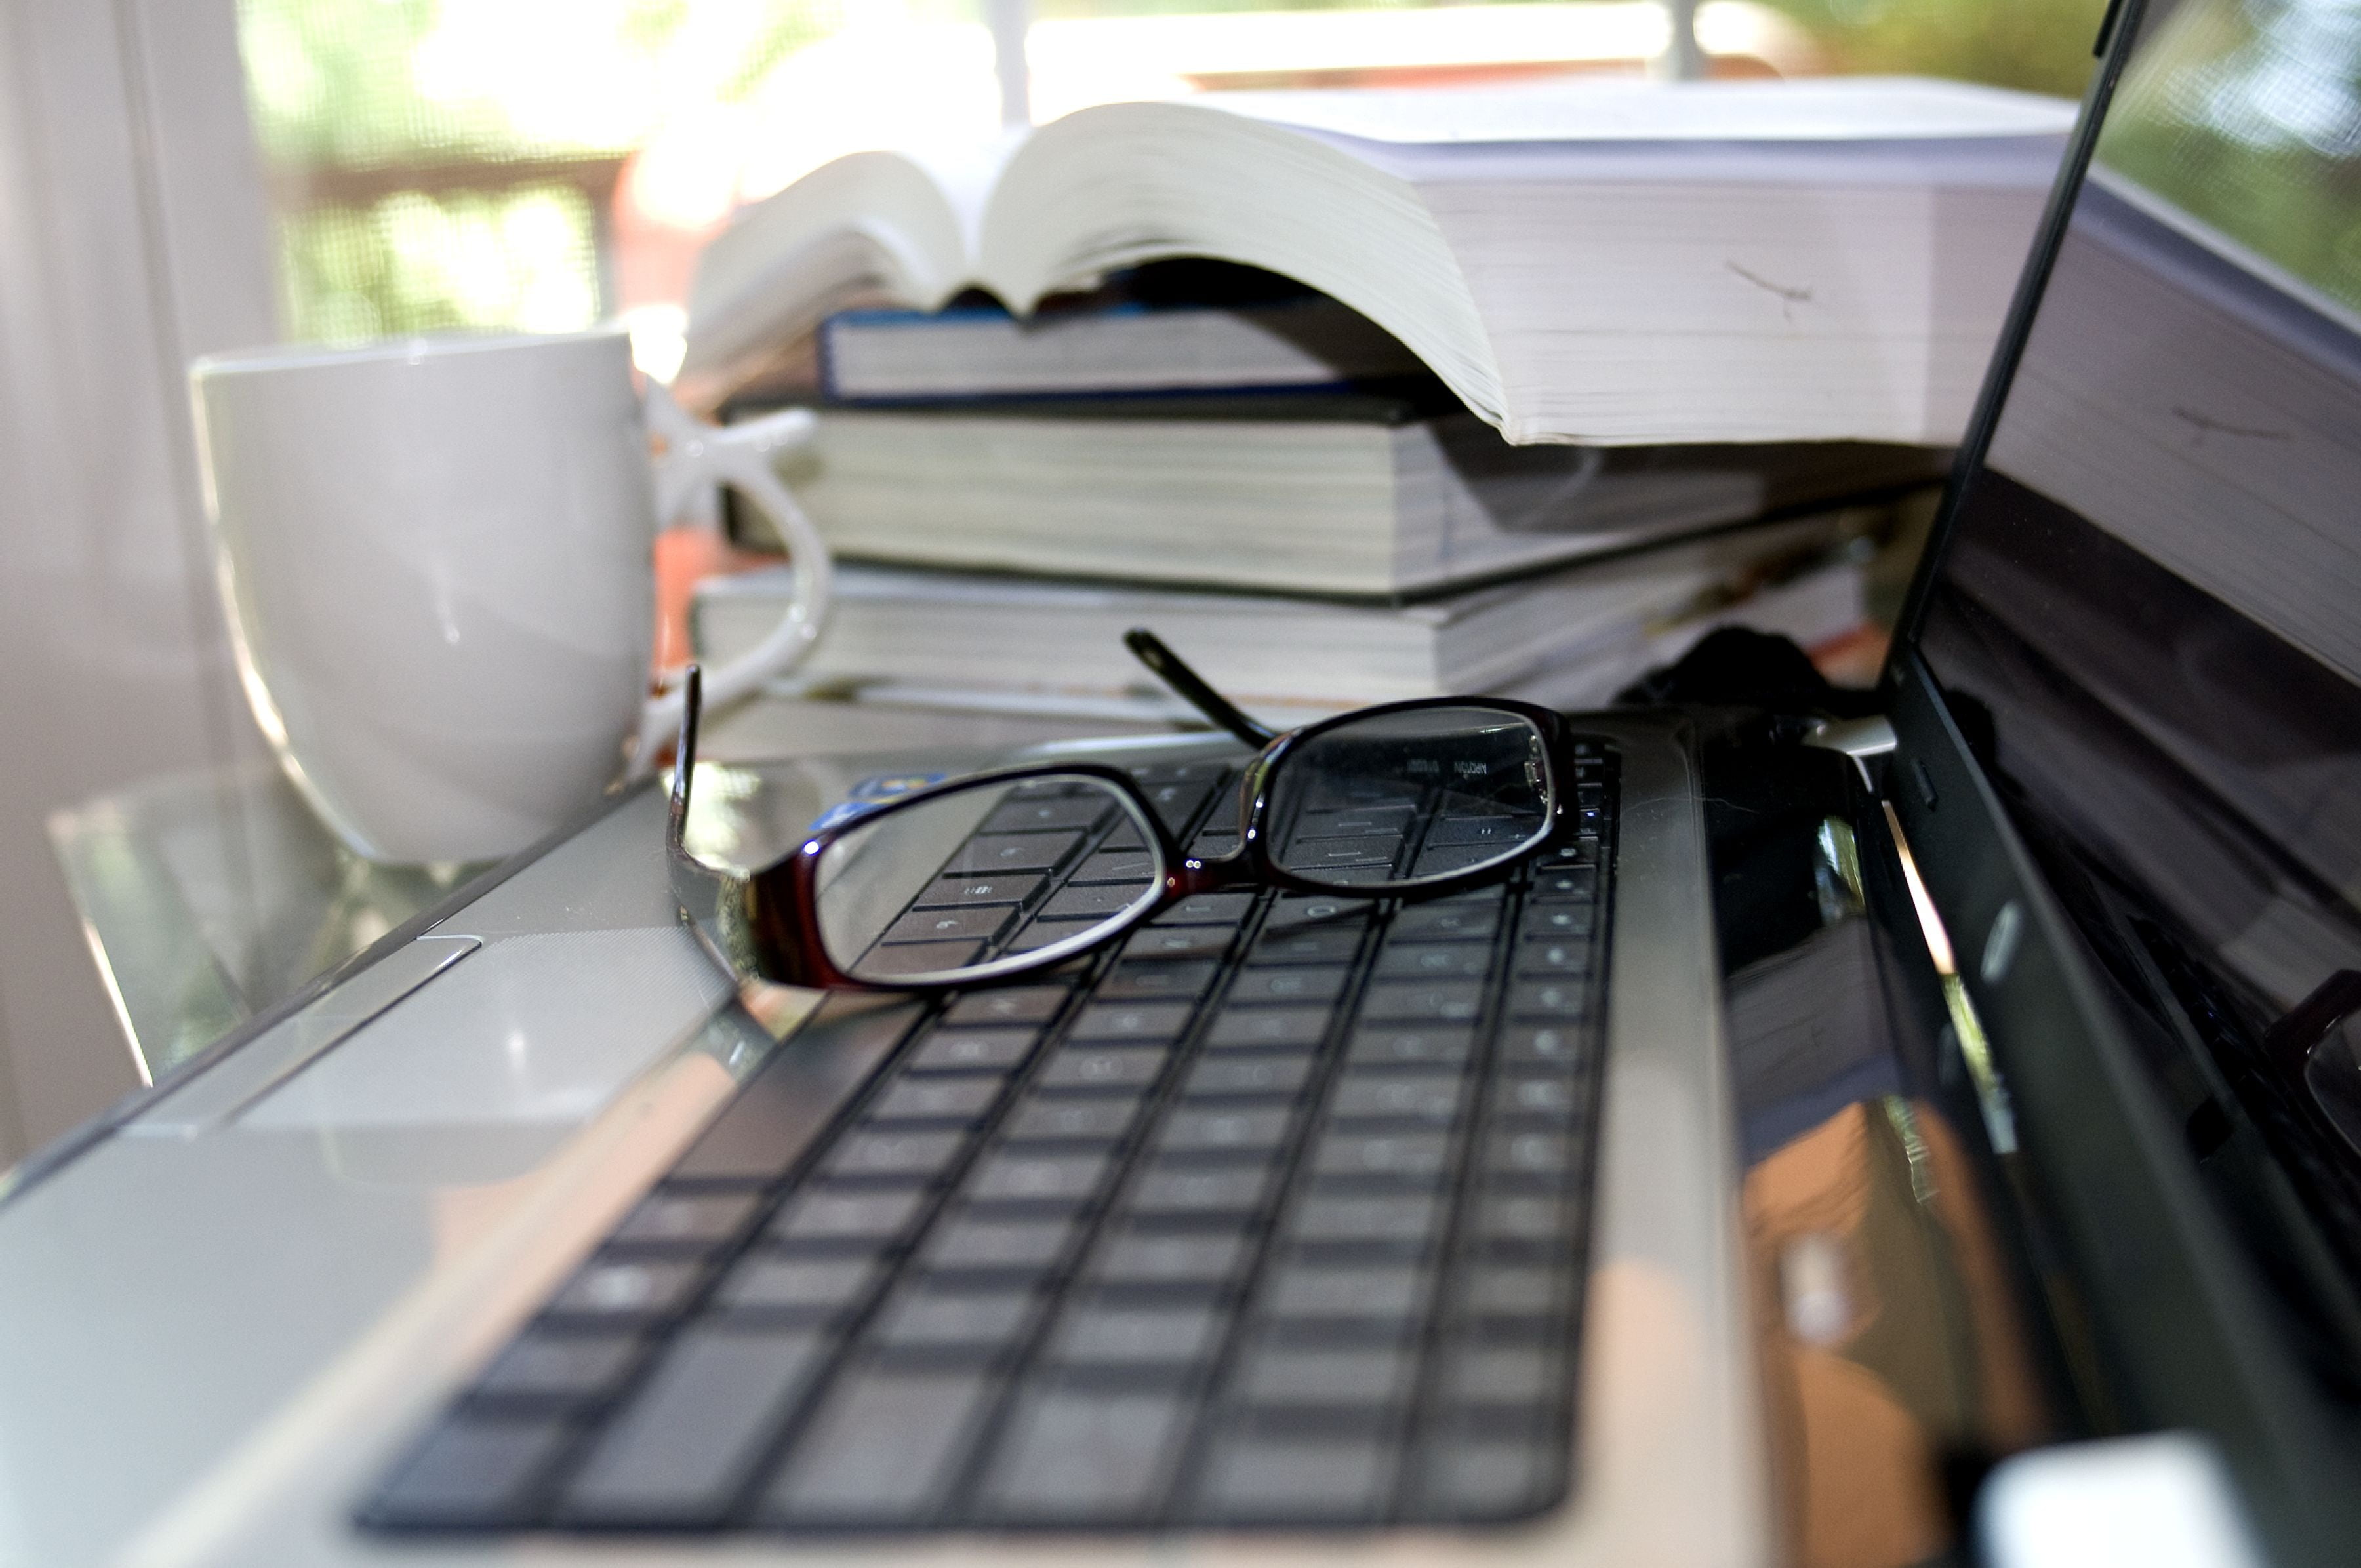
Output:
[238, 0, 2112, 367]
[2101, 0, 2361, 317]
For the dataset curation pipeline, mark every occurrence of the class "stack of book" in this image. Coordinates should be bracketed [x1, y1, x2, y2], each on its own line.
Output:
[682, 75, 2074, 723]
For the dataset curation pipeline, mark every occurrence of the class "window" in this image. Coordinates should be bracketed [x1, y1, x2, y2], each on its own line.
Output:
[237, 0, 2110, 373]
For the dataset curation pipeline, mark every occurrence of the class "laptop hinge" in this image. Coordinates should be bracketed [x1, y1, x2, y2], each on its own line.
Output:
[1806, 714, 1897, 788]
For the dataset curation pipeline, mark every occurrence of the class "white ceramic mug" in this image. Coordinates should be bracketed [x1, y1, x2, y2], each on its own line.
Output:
[190, 325, 831, 864]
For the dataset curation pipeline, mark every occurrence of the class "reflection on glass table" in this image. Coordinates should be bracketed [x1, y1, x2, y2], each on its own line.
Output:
[47, 696, 1183, 1085]
[47, 760, 484, 1087]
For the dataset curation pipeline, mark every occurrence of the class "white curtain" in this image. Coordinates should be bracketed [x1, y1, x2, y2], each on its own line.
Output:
[0, 0, 275, 1162]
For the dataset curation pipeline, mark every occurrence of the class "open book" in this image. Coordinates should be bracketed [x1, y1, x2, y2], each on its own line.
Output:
[681, 77, 2075, 446]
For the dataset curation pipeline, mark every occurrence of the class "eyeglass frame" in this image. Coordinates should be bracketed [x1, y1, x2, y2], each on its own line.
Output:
[667, 630, 1592, 992]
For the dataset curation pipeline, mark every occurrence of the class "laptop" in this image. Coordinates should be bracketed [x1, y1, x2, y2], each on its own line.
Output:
[5, 1, 2359, 1561]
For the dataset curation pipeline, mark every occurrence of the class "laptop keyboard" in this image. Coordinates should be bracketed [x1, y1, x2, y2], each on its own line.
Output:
[360, 745, 1615, 1535]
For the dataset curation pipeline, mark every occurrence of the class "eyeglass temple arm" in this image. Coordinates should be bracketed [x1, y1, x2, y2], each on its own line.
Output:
[1123, 628, 1278, 748]
[668, 663, 704, 853]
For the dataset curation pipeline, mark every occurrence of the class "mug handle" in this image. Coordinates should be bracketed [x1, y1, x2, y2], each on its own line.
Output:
[632, 384, 836, 773]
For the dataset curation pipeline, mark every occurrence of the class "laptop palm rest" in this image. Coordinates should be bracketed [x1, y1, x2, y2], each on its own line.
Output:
[138, 927, 737, 1186]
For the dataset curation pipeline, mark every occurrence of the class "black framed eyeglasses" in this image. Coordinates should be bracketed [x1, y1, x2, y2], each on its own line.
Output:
[668, 630, 1591, 991]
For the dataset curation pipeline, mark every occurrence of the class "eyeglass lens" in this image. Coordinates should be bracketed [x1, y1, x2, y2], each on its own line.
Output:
[818, 775, 1165, 985]
[1264, 706, 1552, 890]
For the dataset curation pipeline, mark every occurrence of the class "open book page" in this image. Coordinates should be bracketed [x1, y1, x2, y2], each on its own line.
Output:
[898, 129, 1030, 265]
[1207, 75, 2075, 147]
[689, 77, 2073, 441]
[681, 135, 1024, 403]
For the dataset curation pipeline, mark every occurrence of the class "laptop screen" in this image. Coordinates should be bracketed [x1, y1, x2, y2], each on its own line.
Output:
[1914, 0, 2361, 1298]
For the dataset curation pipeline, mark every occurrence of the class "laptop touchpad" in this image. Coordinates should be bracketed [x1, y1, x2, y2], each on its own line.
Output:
[240, 928, 735, 1133]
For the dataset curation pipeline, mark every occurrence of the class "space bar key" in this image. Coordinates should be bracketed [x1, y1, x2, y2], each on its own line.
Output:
[669, 994, 928, 1183]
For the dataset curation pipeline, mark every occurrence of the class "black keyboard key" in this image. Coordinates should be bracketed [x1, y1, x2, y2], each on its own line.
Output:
[858, 940, 984, 976]
[1264, 1264, 1428, 1324]
[1121, 924, 1235, 961]
[1493, 1072, 1581, 1125]
[1425, 813, 1543, 848]
[1371, 944, 1493, 982]
[1290, 804, 1414, 840]
[1262, 895, 1373, 931]
[1235, 1340, 1412, 1408]
[1529, 867, 1597, 902]
[1065, 1003, 1191, 1045]
[367, 1413, 573, 1527]
[942, 988, 1070, 1028]
[769, 1186, 928, 1245]
[1472, 1194, 1577, 1247]
[1512, 941, 1592, 978]
[1072, 848, 1158, 884]
[557, 1327, 824, 1523]
[1095, 961, 1217, 1003]
[918, 1215, 1076, 1274]
[670, 998, 925, 1183]
[1346, 1025, 1476, 1068]
[1189, 829, 1241, 858]
[823, 1130, 967, 1183]
[548, 1257, 704, 1323]
[1129, 760, 1236, 786]
[1091, 1228, 1252, 1288]
[1412, 1438, 1565, 1521]
[1461, 1264, 1567, 1319]
[1226, 967, 1350, 1007]
[1289, 1194, 1443, 1249]
[473, 1330, 643, 1407]
[1139, 780, 1215, 833]
[1150, 892, 1255, 927]
[1495, 1024, 1585, 1066]
[763, 1369, 996, 1523]
[1152, 1106, 1293, 1157]
[1039, 881, 1153, 921]
[978, 1389, 1190, 1521]
[1411, 843, 1522, 879]
[717, 1255, 881, 1321]
[1003, 1093, 1144, 1144]
[1127, 1161, 1276, 1218]
[1048, 1302, 1222, 1368]
[906, 1028, 1036, 1075]
[984, 795, 1114, 835]
[1003, 917, 1104, 955]
[965, 1150, 1114, 1206]
[611, 1190, 762, 1251]
[1195, 1433, 1388, 1523]
[916, 872, 1045, 910]
[1359, 980, 1484, 1024]
[883, 906, 1017, 946]
[1309, 1131, 1452, 1184]
[1204, 1007, 1331, 1050]
[1390, 902, 1501, 942]
[868, 1075, 1004, 1125]
[1247, 924, 1362, 965]
[1505, 980, 1588, 1021]
[1180, 1053, 1314, 1100]
[1036, 1046, 1168, 1091]
[872, 1286, 1038, 1354]
[1285, 836, 1400, 872]
[1484, 1131, 1578, 1183]
[1329, 1072, 1467, 1126]
[1520, 904, 1595, 938]
[1437, 1342, 1562, 1405]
